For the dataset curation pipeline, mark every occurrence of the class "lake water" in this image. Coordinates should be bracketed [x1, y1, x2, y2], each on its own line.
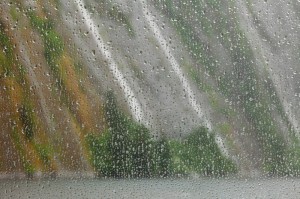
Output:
[1, 177, 300, 198]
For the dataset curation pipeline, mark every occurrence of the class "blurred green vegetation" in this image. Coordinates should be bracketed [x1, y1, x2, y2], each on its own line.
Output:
[19, 103, 35, 140]
[28, 12, 64, 78]
[156, 0, 218, 75]
[34, 143, 52, 167]
[16, 0, 300, 177]
[0, 23, 13, 77]
[153, 0, 298, 176]
[10, 6, 21, 21]
[0, 17, 54, 174]
[87, 91, 236, 178]
[169, 127, 237, 176]
[87, 91, 153, 178]
[11, 128, 35, 178]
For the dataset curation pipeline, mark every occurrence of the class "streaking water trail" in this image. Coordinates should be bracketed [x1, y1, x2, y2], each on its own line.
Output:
[74, 0, 146, 124]
[139, 0, 212, 130]
[139, 0, 230, 156]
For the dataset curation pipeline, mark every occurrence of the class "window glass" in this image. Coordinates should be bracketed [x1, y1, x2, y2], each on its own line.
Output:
[0, 0, 300, 198]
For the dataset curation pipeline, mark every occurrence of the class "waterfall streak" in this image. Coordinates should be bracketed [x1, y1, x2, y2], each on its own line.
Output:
[140, 1, 230, 156]
[140, 1, 212, 130]
[75, 0, 145, 124]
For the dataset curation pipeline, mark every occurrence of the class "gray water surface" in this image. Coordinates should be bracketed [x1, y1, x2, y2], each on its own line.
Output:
[1, 178, 300, 199]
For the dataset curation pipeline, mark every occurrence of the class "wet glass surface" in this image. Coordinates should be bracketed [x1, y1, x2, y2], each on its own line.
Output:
[1, 178, 300, 199]
[1, 0, 300, 198]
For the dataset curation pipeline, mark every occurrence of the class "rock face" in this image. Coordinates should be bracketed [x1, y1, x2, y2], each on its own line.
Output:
[0, 0, 299, 177]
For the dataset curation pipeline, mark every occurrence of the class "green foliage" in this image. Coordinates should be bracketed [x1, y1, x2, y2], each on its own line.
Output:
[19, 104, 35, 140]
[104, 90, 127, 134]
[24, 162, 35, 178]
[152, 137, 171, 177]
[35, 144, 52, 167]
[168, 140, 188, 175]
[28, 12, 54, 31]
[0, 24, 13, 58]
[189, 68, 212, 92]
[169, 127, 237, 176]
[28, 12, 66, 94]
[28, 12, 64, 76]
[0, 22, 28, 82]
[87, 131, 113, 177]
[87, 91, 236, 178]
[11, 128, 35, 177]
[0, 23, 13, 76]
[44, 30, 64, 73]
[87, 127, 154, 178]
[155, 0, 218, 75]
[154, 0, 291, 176]
[283, 146, 300, 176]
[125, 123, 152, 177]
[87, 91, 153, 178]
[10, 6, 21, 21]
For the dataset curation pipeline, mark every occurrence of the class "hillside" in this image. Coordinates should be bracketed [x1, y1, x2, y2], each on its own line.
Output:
[0, 0, 299, 177]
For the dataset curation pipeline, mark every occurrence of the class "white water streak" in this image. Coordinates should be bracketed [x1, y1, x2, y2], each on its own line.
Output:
[236, 0, 300, 137]
[140, 1, 230, 156]
[140, 0, 212, 130]
[75, 0, 145, 124]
